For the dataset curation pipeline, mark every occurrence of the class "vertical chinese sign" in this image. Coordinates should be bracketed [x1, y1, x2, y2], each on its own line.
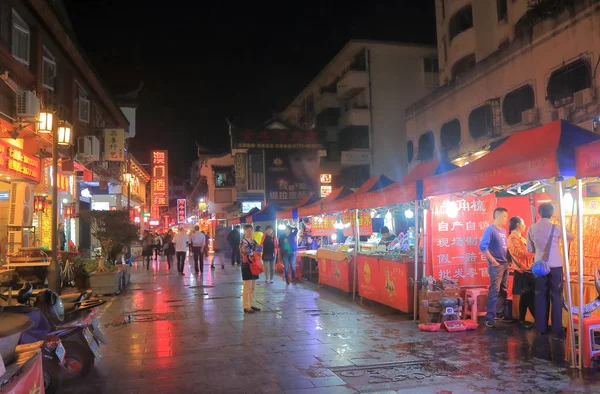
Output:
[430, 194, 496, 286]
[103, 129, 125, 161]
[151, 150, 169, 221]
[177, 199, 186, 224]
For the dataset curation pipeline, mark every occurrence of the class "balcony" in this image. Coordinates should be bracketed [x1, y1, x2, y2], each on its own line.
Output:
[339, 125, 369, 152]
[337, 70, 368, 98]
[338, 107, 370, 131]
[315, 92, 340, 114]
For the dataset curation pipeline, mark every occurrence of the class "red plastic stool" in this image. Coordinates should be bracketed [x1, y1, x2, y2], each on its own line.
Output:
[566, 316, 600, 368]
[463, 288, 488, 320]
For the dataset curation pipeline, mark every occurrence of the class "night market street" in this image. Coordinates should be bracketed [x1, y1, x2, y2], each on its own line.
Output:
[59, 256, 598, 394]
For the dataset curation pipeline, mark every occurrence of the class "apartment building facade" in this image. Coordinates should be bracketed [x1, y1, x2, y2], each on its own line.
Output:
[279, 40, 439, 188]
[406, 0, 600, 168]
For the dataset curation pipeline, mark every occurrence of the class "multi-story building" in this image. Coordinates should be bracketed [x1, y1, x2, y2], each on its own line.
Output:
[199, 153, 237, 218]
[0, 0, 130, 257]
[406, 0, 600, 168]
[279, 39, 439, 187]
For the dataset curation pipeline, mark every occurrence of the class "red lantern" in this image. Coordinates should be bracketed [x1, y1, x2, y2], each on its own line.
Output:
[34, 196, 47, 213]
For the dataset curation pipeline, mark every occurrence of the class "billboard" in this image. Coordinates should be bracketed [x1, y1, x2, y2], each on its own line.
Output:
[103, 128, 125, 161]
[230, 125, 325, 150]
[264, 149, 319, 206]
[151, 150, 169, 220]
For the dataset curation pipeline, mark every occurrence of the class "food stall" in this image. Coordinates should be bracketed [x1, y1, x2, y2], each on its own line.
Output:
[247, 204, 282, 231]
[422, 120, 599, 368]
[231, 207, 260, 226]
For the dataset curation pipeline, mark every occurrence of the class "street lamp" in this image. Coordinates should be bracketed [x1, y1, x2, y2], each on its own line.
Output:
[57, 122, 72, 146]
[38, 111, 53, 134]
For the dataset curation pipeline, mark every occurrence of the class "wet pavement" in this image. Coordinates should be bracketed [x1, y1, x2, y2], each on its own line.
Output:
[61, 255, 600, 394]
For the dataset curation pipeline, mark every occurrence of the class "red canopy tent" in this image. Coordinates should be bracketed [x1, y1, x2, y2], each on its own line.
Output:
[276, 194, 320, 220]
[424, 120, 600, 197]
[576, 139, 600, 179]
[323, 176, 393, 213]
[298, 187, 353, 217]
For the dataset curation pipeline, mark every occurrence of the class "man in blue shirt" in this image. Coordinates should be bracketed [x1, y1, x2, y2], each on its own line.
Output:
[479, 207, 509, 328]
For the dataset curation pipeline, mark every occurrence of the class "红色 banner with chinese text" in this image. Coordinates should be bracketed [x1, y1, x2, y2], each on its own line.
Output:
[430, 194, 496, 286]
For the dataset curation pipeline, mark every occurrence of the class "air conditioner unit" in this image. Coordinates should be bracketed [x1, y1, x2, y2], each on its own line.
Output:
[8, 182, 34, 226]
[16, 90, 40, 117]
[521, 108, 538, 125]
[77, 136, 100, 161]
[574, 88, 595, 107]
[7, 230, 31, 254]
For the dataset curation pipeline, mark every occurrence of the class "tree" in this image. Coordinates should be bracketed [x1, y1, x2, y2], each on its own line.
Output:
[80, 210, 139, 271]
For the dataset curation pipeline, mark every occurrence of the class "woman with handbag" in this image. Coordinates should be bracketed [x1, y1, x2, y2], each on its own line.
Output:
[240, 225, 262, 313]
[507, 217, 536, 329]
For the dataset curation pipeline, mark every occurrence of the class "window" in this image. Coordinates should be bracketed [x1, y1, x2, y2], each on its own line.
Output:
[11, 10, 29, 64]
[407, 141, 414, 163]
[547, 59, 592, 108]
[339, 126, 369, 151]
[77, 83, 90, 123]
[418, 131, 435, 162]
[42, 46, 56, 90]
[468, 104, 493, 139]
[451, 53, 476, 79]
[449, 5, 473, 42]
[503, 84, 535, 125]
[440, 119, 461, 151]
[497, 0, 508, 22]
[423, 58, 439, 87]
[93, 104, 105, 128]
[213, 166, 235, 188]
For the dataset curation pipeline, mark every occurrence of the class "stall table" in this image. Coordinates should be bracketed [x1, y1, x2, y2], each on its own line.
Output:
[298, 250, 318, 282]
[316, 248, 354, 293]
[356, 254, 417, 313]
[0, 345, 44, 392]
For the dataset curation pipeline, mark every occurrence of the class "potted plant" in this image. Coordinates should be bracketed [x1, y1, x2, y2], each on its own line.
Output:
[80, 210, 138, 295]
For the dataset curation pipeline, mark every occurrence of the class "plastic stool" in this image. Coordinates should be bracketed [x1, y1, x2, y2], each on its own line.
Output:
[463, 288, 488, 320]
[566, 316, 600, 368]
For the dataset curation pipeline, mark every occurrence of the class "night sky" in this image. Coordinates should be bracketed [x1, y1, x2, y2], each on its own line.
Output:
[62, 1, 436, 177]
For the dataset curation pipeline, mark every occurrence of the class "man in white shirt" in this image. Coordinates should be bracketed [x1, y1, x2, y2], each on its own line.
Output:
[190, 225, 206, 274]
[173, 226, 190, 275]
[527, 203, 572, 336]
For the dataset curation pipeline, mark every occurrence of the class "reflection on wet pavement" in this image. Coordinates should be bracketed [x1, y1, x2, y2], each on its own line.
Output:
[60, 255, 600, 393]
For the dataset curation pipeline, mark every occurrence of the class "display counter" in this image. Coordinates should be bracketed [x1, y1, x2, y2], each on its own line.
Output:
[316, 248, 354, 293]
[298, 250, 318, 282]
[356, 253, 417, 313]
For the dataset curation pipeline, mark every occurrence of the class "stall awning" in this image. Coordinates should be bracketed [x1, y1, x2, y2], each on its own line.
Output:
[576, 139, 600, 179]
[423, 121, 600, 197]
[232, 207, 260, 224]
[323, 175, 394, 212]
[276, 194, 319, 220]
[249, 204, 283, 223]
[355, 160, 456, 208]
[298, 187, 353, 217]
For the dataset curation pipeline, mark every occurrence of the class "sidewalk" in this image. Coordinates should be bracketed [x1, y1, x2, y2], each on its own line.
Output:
[61, 255, 598, 394]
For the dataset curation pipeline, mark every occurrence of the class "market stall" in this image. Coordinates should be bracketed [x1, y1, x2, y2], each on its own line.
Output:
[231, 207, 260, 226]
[248, 203, 282, 229]
[423, 120, 599, 368]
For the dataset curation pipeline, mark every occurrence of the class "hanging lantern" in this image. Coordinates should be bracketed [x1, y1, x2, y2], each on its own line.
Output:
[34, 195, 47, 213]
[38, 111, 53, 134]
[64, 202, 76, 219]
[57, 122, 72, 146]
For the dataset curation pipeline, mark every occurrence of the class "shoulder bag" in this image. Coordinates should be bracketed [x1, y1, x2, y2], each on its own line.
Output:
[531, 225, 555, 277]
[243, 239, 264, 275]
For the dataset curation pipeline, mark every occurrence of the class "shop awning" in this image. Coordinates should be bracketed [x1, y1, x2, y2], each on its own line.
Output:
[423, 120, 600, 197]
[276, 194, 319, 220]
[232, 207, 260, 224]
[355, 160, 456, 209]
[576, 139, 600, 179]
[249, 204, 283, 222]
[298, 187, 353, 217]
[323, 175, 394, 212]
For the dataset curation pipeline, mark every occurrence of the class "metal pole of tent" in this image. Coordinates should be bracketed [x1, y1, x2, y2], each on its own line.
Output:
[557, 179, 577, 368]
[423, 204, 428, 279]
[576, 179, 584, 370]
[413, 200, 419, 322]
[353, 209, 360, 302]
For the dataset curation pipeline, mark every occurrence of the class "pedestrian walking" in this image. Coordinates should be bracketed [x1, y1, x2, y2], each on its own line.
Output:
[279, 225, 298, 285]
[153, 231, 163, 261]
[163, 229, 175, 270]
[56, 223, 67, 251]
[141, 230, 154, 270]
[173, 226, 189, 275]
[527, 203, 572, 336]
[260, 225, 278, 284]
[240, 225, 261, 313]
[227, 225, 242, 266]
[479, 207, 509, 328]
[202, 231, 214, 270]
[507, 216, 536, 329]
[190, 225, 206, 275]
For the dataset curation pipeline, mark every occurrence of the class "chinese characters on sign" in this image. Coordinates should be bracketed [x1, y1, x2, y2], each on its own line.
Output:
[320, 174, 332, 184]
[320, 185, 332, 198]
[150, 150, 169, 220]
[265, 149, 319, 206]
[177, 199, 186, 224]
[430, 194, 496, 286]
[341, 211, 373, 236]
[230, 126, 325, 150]
[0, 140, 41, 182]
[311, 216, 336, 236]
[103, 129, 125, 162]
